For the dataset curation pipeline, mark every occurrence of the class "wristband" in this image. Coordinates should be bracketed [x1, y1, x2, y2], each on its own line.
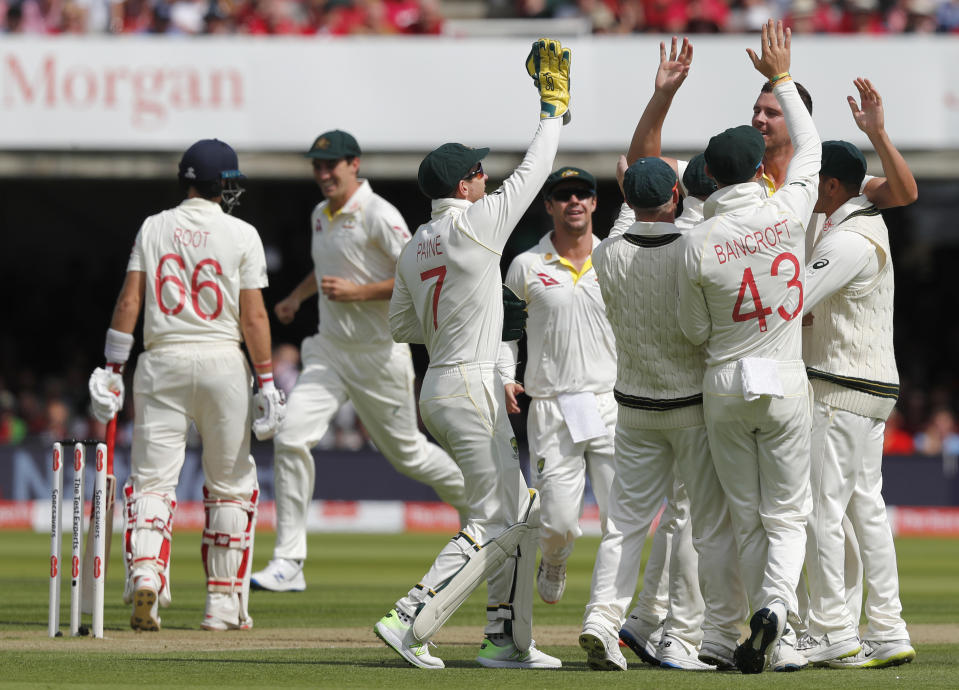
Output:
[254, 360, 274, 390]
[104, 328, 134, 364]
[769, 72, 791, 85]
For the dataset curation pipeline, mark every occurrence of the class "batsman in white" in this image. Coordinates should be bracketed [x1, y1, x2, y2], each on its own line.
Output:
[498, 166, 617, 609]
[676, 21, 820, 674]
[797, 140, 915, 669]
[88, 139, 286, 632]
[250, 130, 467, 593]
[374, 38, 571, 670]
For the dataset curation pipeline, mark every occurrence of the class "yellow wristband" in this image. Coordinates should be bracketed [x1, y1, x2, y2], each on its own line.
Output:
[771, 76, 793, 87]
[769, 72, 791, 85]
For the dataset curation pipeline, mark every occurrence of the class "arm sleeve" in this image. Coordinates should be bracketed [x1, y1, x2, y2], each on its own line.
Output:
[497, 256, 528, 379]
[804, 230, 879, 312]
[607, 203, 635, 240]
[773, 81, 821, 226]
[388, 269, 423, 344]
[677, 237, 711, 346]
[497, 341, 520, 382]
[370, 201, 413, 262]
[676, 158, 689, 197]
[126, 224, 147, 273]
[239, 227, 269, 290]
[462, 118, 561, 253]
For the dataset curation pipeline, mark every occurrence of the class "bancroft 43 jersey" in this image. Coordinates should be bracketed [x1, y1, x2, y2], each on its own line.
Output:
[128, 197, 268, 349]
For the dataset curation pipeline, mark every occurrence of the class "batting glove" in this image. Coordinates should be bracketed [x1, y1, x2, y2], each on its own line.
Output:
[526, 38, 572, 124]
[88, 367, 124, 423]
[252, 386, 287, 441]
[502, 284, 528, 341]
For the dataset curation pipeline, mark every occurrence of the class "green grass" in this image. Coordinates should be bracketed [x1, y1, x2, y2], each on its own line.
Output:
[1, 530, 956, 687]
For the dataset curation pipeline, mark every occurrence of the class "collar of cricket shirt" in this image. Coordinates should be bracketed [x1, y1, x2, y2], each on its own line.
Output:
[323, 179, 372, 221]
[702, 181, 765, 220]
[430, 196, 472, 219]
[828, 193, 876, 231]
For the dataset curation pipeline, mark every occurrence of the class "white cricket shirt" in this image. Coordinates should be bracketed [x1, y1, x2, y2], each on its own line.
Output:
[499, 232, 616, 397]
[390, 119, 561, 367]
[128, 197, 268, 350]
[311, 180, 412, 346]
[678, 81, 820, 367]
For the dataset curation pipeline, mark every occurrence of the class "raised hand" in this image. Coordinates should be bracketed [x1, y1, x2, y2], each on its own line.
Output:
[848, 77, 884, 137]
[746, 19, 791, 81]
[655, 36, 693, 97]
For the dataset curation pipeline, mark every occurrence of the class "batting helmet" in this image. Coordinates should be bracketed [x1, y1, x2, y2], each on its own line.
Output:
[178, 139, 246, 213]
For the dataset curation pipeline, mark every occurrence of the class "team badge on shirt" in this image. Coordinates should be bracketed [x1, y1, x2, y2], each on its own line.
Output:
[510, 437, 519, 460]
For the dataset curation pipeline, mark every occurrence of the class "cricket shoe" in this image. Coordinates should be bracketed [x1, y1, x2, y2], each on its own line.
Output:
[250, 558, 306, 592]
[374, 609, 444, 669]
[699, 640, 737, 670]
[826, 639, 916, 669]
[734, 602, 786, 674]
[130, 574, 161, 632]
[796, 631, 861, 664]
[580, 626, 627, 671]
[770, 630, 810, 672]
[536, 560, 566, 604]
[659, 634, 716, 670]
[476, 636, 562, 669]
[619, 615, 662, 665]
[201, 592, 252, 631]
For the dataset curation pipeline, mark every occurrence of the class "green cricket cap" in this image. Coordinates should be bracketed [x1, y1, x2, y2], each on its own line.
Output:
[542, 166, 597, 198]
[417, 143, 489, 199]
[304, 129, 361, 160]
[820, 140, 867, 187]
[704, 125, 766, 185]
[683, 153, 718, 198]
[623, 157, 678, 208]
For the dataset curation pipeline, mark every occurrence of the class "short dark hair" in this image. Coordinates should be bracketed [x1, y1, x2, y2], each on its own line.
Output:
[760, 80, 813, 115]
[179, 178, 222, 199]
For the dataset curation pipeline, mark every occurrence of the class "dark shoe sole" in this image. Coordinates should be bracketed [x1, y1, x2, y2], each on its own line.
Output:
[619, 629, 660, 666]
[734, 608, 779, 674]
[130, 588, 159, 632]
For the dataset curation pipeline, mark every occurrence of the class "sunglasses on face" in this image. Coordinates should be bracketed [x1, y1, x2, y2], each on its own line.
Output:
[550, 187, 595, 202]
[462, 162, 484, 181]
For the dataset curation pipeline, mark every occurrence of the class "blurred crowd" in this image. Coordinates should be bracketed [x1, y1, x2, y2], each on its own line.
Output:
[2, 0, 958, 35]
[3, 351, 959, 458]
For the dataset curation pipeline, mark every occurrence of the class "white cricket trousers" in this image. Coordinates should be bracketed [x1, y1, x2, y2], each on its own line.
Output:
[527, 394, 616, 566]
[845, 412, 909, 641]
[584, 416, 708, 647]
[703, 359, 811, 619]
[271, 335, 467, 560]
[396, 363, 528, 637]
[131, 342, 257, 500]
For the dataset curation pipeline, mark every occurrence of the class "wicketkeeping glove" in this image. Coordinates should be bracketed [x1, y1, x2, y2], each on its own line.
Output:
[525, 37, 572, 124]
[502, 284, 528, 341]
[88, 367, 124, 423]
[252, 386, 287, 441]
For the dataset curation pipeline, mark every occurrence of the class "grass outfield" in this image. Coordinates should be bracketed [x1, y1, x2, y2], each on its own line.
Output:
[1, 530, 957, 687]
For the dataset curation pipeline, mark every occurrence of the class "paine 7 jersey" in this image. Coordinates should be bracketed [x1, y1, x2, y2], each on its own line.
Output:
[391, 206, 506, 368]
[128, 198, 268, 349]
[680, 200, 808, 367]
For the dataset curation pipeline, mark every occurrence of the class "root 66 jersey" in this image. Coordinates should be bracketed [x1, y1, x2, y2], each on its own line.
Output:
[128, 198, 268, 349]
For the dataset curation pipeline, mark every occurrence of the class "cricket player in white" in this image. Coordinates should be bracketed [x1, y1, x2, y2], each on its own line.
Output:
[796, 140, 915, 669]
[581, 157, 743, 672]
[374, 39, 570, 671]
[88, 139, 285, 632]
[251, 130, 467, 593]
[498, 166, 617, 608]
[677, 22, 820, 674]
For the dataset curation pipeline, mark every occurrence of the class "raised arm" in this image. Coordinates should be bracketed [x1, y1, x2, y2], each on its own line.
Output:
[748, 19, 820, 223]
[625, 36, 692, 173]
[850, 78, 918, 209]
[467, 39, 570, 252]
